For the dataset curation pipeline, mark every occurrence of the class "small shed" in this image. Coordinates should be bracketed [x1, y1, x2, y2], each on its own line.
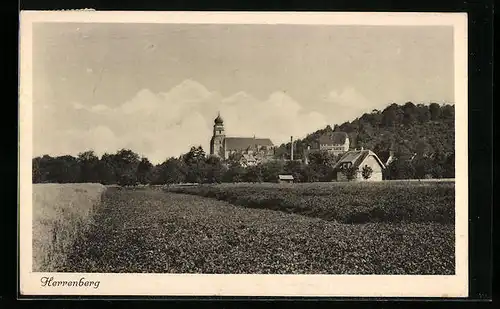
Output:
[278, 174, 294, 184]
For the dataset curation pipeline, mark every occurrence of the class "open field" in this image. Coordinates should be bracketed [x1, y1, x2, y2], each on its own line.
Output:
[64, 187, 454, 274]
[165, 181, 455, 224]
[32, 183, 106, 272]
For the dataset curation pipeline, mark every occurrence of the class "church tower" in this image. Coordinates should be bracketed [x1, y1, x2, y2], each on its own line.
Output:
[210, 112, 226, 158]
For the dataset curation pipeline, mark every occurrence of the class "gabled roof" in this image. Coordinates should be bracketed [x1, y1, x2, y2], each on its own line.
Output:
[225, 137, 274, 150]
[278, 174, 294, 180]
[318, 132, 348, 145]
[332, 149, 386, 170]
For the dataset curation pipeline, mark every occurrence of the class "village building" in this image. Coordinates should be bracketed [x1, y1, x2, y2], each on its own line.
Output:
[240, 153, 258, 167]
[209, 113, 275, 163]
[302, 131, 350, 165]
[314, 131, 350, 156]
[332, 148, 386, 181]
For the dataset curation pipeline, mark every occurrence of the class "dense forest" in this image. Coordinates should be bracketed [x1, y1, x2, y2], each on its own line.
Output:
[275, 102, 455, 179]
[33, 102, 455, 185]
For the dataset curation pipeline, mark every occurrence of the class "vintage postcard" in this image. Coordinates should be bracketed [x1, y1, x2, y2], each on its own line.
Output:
[19, 11, 468, 297]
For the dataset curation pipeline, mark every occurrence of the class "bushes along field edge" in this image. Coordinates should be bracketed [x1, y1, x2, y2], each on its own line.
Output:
[164, 182, 455, 224]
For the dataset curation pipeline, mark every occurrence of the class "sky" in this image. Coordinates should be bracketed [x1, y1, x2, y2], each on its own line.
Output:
[32, 23, 454, 164]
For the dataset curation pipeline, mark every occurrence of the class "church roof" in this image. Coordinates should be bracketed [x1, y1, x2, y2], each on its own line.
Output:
[225, 137, 274, 150]
[318, 132, 348, 145]
[332, 149, 386, 170]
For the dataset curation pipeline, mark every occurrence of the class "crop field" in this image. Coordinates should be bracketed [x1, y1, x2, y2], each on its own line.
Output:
[64, 185, 455, 274]
[32, 183, 106, 272]
[165, 181, 455, 224]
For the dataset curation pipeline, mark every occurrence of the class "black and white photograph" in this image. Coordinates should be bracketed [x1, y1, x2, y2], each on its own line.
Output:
[19, 11, 468, 297]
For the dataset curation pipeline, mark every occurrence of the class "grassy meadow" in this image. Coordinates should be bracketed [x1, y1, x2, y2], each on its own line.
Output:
[32, 183, 106, 272]
[66, 186, 454, 274]
[32, 180, 455, 274]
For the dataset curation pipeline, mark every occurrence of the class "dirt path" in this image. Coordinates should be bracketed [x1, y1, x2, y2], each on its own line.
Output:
[63, 187, 454, 274]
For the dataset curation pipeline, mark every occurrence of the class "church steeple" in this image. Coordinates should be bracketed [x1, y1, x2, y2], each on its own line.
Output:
[214, 111, 224, 125]
[210, 112, 225, 158]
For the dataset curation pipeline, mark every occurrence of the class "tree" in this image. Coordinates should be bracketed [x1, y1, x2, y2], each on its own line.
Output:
[260, 160, 285, 182]
[223, 164, 246, 183]
[244, 165, 263, 183]
[443, 153, 455, 178]
[53, 155, 80, 183]
[205, 155, 227, 183]
[361, 165, 373, 180]
[113, 149, 141, 186]
[182, 146, 207, 183]
[384, 159, 415, 180]
[182, 146, 206, 166]
[429, 103, 441, 120]
[136, 157, 154, 184]
[413, 156, 433, 179]
[98, 153, 118, 185]
[415, 139, 430, 157]
[382, 103, 404, 126]
[416, 104, 431, 123]
[308, 150, 336, 166]
[32, 157, 42, 183]
[402, 101, 419, 125]
[158, 157, 187, 185]
[33, 155, 79, 183]
[441, 104, 454, 120]
[341, 165, 359, 181]
[299, 164, 321, 182]
[77, 151, 100, 183]
[284, 160, 303, 182]
[305, 151, 337, 181]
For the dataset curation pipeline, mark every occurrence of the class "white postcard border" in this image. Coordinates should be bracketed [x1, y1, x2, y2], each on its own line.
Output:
[19, 11, 468, 297]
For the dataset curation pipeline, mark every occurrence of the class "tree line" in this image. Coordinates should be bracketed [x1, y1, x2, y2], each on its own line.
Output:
[33, 146, 343, 185]
[33, 144, 453, 186]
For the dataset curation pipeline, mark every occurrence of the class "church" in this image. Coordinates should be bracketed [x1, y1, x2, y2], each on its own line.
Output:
[209, 113, 275, 163]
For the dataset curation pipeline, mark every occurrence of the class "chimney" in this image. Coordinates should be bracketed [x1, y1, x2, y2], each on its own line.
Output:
[290, 136, 294, 161]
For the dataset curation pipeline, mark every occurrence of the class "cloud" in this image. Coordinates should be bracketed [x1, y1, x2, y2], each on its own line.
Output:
[321, 87, 380, 123]
[36, 79, 333, 164]
[90, 104, 110, 113]
[34, 125, 118, 158]
[71, 102, 85, 110]
[218, 91, 328, 144]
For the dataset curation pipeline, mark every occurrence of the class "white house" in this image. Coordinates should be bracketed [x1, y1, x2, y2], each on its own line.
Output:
[332, 149, 386, 181]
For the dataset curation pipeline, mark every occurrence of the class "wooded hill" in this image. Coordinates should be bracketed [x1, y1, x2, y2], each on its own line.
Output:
[275, 102, 455, 178]
[276, 102, 454, 161]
